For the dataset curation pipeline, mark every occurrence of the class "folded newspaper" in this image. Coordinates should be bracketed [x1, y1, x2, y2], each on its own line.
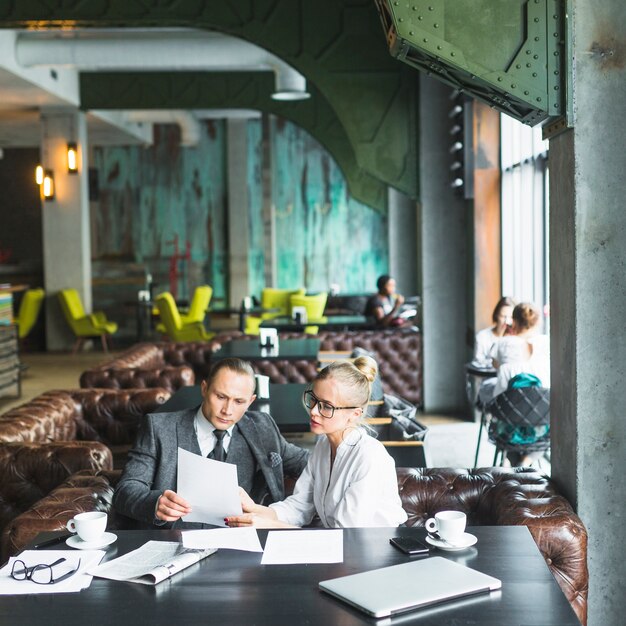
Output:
[89, 541, 216, 585]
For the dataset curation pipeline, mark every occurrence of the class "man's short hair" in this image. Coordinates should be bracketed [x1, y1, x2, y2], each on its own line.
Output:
[204, 358, 256, 393]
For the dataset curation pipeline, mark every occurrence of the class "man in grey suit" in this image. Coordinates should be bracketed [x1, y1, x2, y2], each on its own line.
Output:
[113, 358, 309, 528]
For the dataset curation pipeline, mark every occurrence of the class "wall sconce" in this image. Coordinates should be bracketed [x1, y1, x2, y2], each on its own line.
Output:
[42, 169, 55, 201]
[67, 142, 78, 173]
[35, 165, 44, 185]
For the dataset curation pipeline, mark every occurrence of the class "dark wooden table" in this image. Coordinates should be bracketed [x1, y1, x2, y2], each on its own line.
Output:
[260, 315, 373, 331]
[160, 383, 310, 433]
[212, 338, 320, 362]
[124, 300, 155, 342]
[208, 306, 281, 332]
[4, 526, 580, 625]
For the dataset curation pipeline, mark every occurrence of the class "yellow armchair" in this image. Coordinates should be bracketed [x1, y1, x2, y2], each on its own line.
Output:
[15, 288, 45, 339]
[58, 289, 118, 353]
[180, 285, 213, 325]
[289, 292, 328, 334]
[156, 285, 213, 333]
[244, 287, 306, 335]
[155, 292, 214, 342]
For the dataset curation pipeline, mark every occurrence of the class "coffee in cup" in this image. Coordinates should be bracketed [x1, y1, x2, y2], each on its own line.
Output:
[66, 511, 107, 543]
[425, 510, 466, 543]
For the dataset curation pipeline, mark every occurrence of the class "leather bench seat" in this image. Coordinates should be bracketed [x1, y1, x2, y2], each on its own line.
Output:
[0, 387, 171, 556]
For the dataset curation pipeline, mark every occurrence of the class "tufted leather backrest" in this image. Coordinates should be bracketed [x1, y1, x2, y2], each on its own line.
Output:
[80, 366, 194, 392]
[396, 467, 588, 624]
[0, 442, 113, 541]
[0, 388, 171, 446]
[79, 329, 421, 407]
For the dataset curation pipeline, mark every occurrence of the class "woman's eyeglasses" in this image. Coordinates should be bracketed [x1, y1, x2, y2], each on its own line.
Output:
[10, 557, 81, 585]
[302, 390, 359, 420]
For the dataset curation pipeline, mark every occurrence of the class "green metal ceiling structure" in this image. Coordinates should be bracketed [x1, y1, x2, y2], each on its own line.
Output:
[0, 0, 420, 212]
[374, 0, 568, 126]
[0, 0, 571, 208]
[80, 71, 390, 211]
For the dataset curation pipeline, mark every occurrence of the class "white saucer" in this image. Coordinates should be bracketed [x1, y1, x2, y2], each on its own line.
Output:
[66, 532, 117, 550]
[425, 532, 477, 551]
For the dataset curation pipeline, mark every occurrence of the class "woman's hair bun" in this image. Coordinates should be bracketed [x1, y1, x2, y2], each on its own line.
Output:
[353, 355, 378, 384]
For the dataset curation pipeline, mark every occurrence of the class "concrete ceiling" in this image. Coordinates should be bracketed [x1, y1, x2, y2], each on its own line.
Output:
[0, 27, 298, 150]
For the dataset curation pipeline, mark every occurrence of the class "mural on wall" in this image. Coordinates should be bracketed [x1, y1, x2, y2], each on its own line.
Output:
[248, 117, 388, 297]
[93, 115, 388, 331]
[92, 121, 228, 303]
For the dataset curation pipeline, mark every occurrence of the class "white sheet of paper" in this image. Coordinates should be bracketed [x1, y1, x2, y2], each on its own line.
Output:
[177, 447, 242, 526]
[182, 528, 263, 552]
[0, 550, 104, 594]
[261, 530, 343, 565]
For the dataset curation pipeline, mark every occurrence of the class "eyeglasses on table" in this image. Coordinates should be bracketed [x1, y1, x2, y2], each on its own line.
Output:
[10, 557, 82, 585]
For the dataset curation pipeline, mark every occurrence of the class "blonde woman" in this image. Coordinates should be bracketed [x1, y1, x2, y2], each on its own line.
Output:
[226, 356, 407, 528]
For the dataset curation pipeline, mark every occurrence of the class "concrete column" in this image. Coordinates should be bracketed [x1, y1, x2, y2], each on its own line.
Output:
[419, 75, 471, 413]
[40, 108, 91, 351]
[226, 119, 250, 308]
[388, 187, 418, 297]
[549, 1, 626, 624]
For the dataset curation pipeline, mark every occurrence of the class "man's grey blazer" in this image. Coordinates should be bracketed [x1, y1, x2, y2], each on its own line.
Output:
[113, 407, 309, 528]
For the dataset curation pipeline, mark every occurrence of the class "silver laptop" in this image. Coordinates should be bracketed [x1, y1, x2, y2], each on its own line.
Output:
[319, 556, 502, 619]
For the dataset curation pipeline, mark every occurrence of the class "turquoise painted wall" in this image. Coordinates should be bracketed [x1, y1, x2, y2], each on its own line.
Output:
[93, 121, 228, 302]
[93, 117, 388, 311]
[249, 117, 388, 295]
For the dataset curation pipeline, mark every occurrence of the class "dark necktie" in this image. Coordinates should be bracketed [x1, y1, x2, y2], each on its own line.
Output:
[209, 430, 227, 462]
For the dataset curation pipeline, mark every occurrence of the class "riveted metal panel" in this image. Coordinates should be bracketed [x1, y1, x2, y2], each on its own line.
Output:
[374, 0, 566, 125]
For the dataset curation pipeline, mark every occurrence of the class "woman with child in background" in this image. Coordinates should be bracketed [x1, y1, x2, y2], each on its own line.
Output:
[478, 302, 550, 406]
[474, 296, 516, 366]
[226, 356, 407, 529]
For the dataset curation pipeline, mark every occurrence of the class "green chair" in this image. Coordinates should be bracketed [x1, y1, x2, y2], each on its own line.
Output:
[14, 288, 45, 339]
[244, 287, 306, 335]
[58, 289, 118, 353]
[155, 292, 214, 342]
[289, 292, 328, 334]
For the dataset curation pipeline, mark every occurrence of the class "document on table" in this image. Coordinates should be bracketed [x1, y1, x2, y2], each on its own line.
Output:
[182, 527, 263, 552]
[177, 447, 242, 526]
[261, 529, 343, 565]
[0, 550, 104, 594]
[89, 541, 216, 585]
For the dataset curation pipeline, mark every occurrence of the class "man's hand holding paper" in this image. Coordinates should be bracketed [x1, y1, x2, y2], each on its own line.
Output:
[177, 447, 242, 526]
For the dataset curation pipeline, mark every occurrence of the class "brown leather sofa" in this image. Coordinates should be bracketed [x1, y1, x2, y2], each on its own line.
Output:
[80, 329, 423, 405]
[0, 388, 171, 463]
[1, 466, 587, 624]
[0, 387, 172, 562]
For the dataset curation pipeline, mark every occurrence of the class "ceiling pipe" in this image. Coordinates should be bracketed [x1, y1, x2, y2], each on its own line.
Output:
[124, 110, 201, 147]
[15, 30, 310, 101]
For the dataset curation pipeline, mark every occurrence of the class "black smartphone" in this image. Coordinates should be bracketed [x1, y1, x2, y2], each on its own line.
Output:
[389, 537, 430, 555]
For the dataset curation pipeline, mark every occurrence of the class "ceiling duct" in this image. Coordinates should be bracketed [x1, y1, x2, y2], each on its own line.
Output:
[124, 110, 201, 146]
[15, 29, 310, 101]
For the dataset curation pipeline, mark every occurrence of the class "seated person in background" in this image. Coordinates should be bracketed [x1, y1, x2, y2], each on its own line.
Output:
[474, 296, 515, 366]
[479, 302, 550, 406]
[226, 356, 407, 529]
[364, 275, 407, 327]
[113, 358, 309, 528]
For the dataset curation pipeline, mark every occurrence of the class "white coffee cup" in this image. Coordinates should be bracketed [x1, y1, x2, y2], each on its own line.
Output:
[425, 511, 466, 543]
[66, 511, 107, 543]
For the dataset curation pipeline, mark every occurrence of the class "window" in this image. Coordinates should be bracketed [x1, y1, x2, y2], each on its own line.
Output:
[500, 115, 550, 332]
